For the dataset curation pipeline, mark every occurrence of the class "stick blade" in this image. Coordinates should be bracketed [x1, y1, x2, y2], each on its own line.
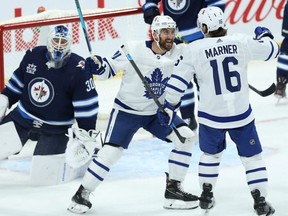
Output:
[249, 83, 276, 97]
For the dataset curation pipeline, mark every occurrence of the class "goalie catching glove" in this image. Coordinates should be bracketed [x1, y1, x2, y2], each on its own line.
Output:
[65, 128, 101, 168]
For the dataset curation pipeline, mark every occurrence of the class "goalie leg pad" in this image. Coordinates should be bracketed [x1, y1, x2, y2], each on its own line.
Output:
[167, 125, 195, 182]
[0, 94, 8, 123]
[82, 144, 123, 192]
[0, 121, 22, 160]
[31, 154, 88, 185]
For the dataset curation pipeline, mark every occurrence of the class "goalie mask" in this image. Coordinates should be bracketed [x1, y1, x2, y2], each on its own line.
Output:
[47, 25, 72, 68]
[197, 6, 226, 34]
[151, 15, 177, 51]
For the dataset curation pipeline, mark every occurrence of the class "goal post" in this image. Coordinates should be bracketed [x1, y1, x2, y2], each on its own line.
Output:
[0, 6, 145, 90]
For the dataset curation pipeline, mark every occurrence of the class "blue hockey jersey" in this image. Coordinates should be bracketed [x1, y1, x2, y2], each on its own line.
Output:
[1, 46, 98, 131]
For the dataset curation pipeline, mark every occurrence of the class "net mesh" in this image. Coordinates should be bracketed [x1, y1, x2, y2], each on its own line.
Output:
[0, 7, 146, 86]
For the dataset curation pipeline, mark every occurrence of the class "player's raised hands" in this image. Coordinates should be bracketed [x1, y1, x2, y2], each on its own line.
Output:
[254, 26, 274, 40]
[142, 2, 160, 25]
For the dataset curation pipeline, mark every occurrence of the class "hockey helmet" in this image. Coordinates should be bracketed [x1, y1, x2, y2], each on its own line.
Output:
[47, 25, 71, 67]
[151, 15, 177, 34]
[197, 6, 226, 33]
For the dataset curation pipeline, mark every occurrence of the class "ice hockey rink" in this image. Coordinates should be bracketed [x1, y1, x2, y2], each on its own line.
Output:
[0, 58, 287, 216]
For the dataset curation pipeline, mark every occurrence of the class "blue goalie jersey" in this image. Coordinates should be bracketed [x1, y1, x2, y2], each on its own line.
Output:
[1, 46, 99, 131]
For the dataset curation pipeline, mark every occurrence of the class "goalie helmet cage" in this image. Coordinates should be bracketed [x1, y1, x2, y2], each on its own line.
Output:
[0, 7, 143, 91]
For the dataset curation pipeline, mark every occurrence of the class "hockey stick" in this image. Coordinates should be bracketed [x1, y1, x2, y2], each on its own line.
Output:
[121, 45, 186, 143]
[248, 83, 276, 97]
[74, 0, 100, 64]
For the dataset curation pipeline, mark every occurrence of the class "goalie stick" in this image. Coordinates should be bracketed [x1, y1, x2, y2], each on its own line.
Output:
[74, 0, 100, 65]
[248, 83, 276, 97]
[121, 45, 186, 143]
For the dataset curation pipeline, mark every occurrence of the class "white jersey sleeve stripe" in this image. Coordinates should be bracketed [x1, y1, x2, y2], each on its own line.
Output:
[166, 83, 184, 94]
[171, 74, 189, 86]
[265, 41, 278, 61]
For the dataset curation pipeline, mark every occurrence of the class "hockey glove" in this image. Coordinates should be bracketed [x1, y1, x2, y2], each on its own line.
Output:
[65, 127, 101, 168]
[0, 94, 8, 123]
[85, 55, 106, 75]
[142, 2, 160, 24]
[254, 26, 274, 40]
[157, 100, 177, 126]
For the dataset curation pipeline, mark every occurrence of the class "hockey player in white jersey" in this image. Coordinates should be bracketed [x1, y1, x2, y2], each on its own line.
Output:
[158, 6, 279, 216]
[142, 0, 226, 131]
[67, 15, 198, 214]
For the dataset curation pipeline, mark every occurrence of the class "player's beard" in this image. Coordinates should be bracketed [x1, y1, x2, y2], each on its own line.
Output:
[159, 38, 173, 51]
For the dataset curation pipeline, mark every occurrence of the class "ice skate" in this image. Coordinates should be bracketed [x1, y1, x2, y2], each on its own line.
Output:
[163, 172, 198, 210]
[251, 189, 275, 216]
[275, 80, 287, 105]
[199, 183, 215, 214]
[68, 185, 92, 214]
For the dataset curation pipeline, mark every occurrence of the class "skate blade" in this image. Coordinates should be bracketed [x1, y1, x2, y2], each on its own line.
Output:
[200, 209, 210, 216]
[163, 199, 198, 210]
[199, 200, 215, 216]
[67, 200, 90, 214]
[276, 97, 288, 106]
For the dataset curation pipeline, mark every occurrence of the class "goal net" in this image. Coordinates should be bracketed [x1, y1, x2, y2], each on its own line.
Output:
[0, 7, 148, 90]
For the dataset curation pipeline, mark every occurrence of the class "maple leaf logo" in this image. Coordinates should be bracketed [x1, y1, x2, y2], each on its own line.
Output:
[144, 68, 169, 99]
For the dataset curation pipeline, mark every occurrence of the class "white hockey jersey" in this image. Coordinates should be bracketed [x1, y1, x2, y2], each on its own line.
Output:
[96, 40, 186, 115]
[166, 34, 279, 128]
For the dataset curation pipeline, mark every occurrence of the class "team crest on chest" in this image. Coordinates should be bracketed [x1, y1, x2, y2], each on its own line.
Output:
[28, 77, 55, 107]
[165, 0, 190, 14]
[144, 68, 169, 98]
